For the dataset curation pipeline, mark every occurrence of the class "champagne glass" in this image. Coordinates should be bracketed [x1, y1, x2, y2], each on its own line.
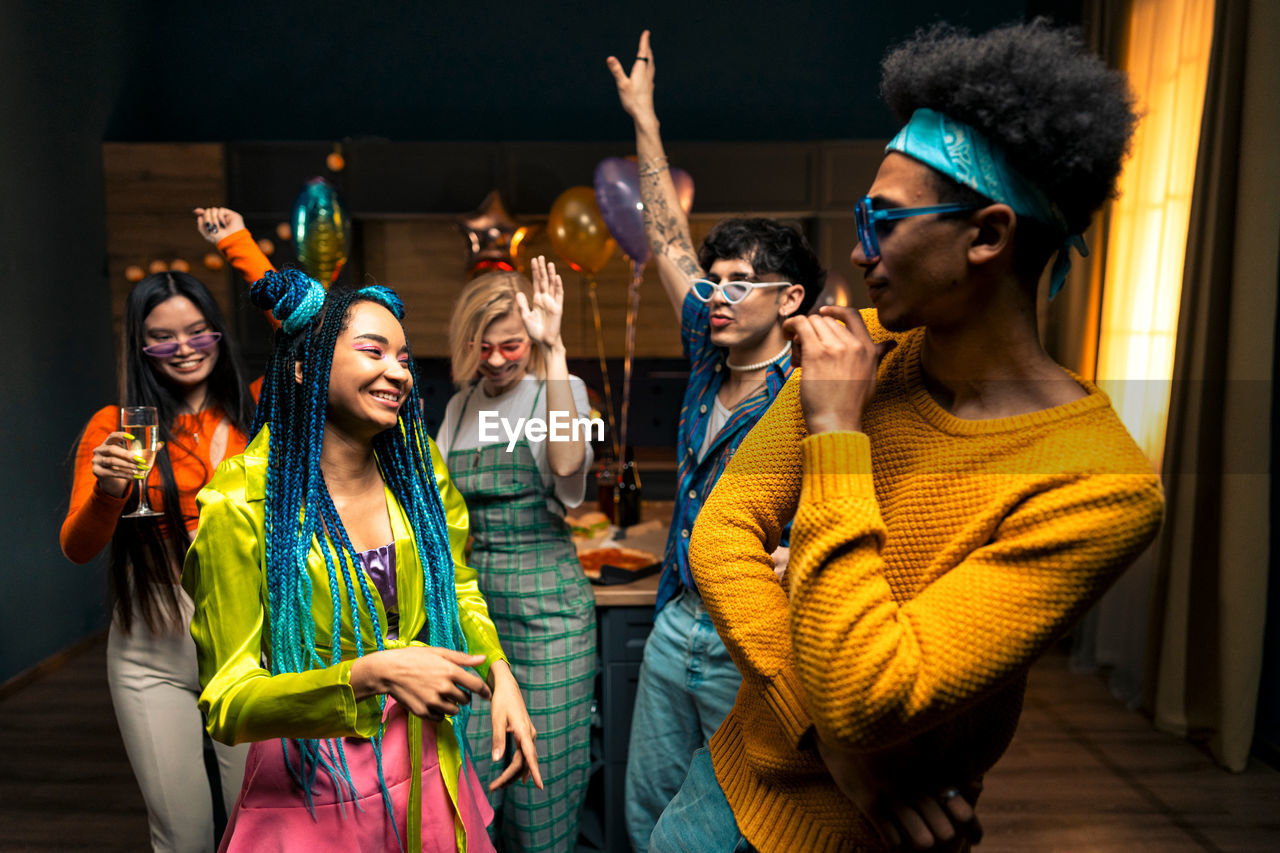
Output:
[120, 406, 162, 519]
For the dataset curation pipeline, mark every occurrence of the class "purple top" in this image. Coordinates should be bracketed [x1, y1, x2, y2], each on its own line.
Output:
[357, 543, 398, 640]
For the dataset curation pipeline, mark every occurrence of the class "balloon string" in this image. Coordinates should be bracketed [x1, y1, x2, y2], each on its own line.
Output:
[619, 260, 644, 457]
[585, 274, 620, 460]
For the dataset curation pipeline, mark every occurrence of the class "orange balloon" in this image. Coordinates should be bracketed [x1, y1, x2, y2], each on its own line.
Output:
[203, 253, 225, 271]
[257, 238, 275, 256]
[169, 258, 190, 273]
[326, 152, 346, 172]
[125, 265, 145, 283]
[148, 260, 168, 274]
[275, 222, 291, 241]
[548, 186, 616, 274]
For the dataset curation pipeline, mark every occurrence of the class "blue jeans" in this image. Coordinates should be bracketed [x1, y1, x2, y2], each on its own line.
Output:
[650, 747, 755, 852]
[625, 589, 743, 853]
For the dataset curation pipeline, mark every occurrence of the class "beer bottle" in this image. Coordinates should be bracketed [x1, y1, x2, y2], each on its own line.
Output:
[614, 446, 642, 528]
[595, 447, 617, 519]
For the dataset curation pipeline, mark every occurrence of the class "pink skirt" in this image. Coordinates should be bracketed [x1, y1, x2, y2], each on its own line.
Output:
[220, 698, 494, 853]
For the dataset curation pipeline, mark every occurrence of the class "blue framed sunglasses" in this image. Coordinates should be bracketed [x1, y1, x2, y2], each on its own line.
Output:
[854, 195, 982, 261]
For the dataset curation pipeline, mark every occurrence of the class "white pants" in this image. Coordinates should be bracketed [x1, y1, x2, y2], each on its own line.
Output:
[106, 588, 248, 852]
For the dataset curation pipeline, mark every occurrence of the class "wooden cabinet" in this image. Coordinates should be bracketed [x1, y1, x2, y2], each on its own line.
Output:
[582, 552, 663, 852]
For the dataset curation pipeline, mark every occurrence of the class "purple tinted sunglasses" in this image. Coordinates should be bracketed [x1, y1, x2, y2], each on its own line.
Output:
[142, 331, 222, 358]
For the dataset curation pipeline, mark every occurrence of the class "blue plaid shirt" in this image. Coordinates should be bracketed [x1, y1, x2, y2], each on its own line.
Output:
[655, 291, 793, 613]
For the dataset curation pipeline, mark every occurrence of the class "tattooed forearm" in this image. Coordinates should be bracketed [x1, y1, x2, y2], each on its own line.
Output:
[676, 254, 701, 278]
[640, 170, 700, 274]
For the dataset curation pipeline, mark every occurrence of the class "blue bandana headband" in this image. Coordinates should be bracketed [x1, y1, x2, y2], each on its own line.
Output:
[887, 108, 1087, 298]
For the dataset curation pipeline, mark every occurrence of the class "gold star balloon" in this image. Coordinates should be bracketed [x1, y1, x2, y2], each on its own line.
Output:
[457, 191, 532, 276]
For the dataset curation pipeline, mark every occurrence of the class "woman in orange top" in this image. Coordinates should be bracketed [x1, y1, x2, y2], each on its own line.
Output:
[61, 221, 260, 851]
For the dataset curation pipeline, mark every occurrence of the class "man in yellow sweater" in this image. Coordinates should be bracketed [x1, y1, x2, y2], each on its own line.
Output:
[654, 21, 1166, 853]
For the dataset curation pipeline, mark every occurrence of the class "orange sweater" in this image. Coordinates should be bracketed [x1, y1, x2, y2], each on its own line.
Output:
[61, 397, 260, 562]
[217, 228, 275, 291]
[689, 311, 1164, 852]
[62, 233, 273, 563]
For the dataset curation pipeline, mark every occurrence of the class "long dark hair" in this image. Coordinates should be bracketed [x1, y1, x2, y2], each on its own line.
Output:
[111, 271, 254, 633]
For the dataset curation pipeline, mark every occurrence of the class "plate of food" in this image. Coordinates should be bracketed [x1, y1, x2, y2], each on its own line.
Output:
[577, 546, 661, 585]
[566, 510, 613, 552]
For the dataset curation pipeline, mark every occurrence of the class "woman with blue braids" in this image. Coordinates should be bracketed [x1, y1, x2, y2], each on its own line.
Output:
[182, 269, 540, 852]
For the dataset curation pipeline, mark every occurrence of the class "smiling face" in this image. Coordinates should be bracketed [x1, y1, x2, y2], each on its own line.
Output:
[326, 301, 413, 437]
[476, 310, 532, 395]
[851, 152, 974, 332]
[703, 257, 802, 351]
[143, 295, 219, 393]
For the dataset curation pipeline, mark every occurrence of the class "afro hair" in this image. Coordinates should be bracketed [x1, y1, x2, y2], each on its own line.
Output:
[880, 19, 1138, 235]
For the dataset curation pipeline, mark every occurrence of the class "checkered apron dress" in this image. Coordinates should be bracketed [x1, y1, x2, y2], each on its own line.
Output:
[448, 383, 597, 852]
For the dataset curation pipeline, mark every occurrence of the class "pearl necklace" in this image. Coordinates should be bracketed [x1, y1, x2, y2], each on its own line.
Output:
[725, 341, 791, 372]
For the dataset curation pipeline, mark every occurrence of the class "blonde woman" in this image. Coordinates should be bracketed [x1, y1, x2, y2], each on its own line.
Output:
[436, 257, 597, 852]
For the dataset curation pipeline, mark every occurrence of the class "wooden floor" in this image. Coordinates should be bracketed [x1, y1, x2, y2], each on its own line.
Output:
[2, 639, 1278, 852]
[980, 655, 1280, 852]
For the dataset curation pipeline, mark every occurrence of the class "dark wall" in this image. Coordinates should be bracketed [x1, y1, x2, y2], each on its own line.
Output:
[0, 1, 145, 682]
[1, 0, 1079, 681]
[104, 0, 1070, 143]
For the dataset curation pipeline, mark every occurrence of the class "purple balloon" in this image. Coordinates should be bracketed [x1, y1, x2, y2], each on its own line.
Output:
[594, 157, 650, 264]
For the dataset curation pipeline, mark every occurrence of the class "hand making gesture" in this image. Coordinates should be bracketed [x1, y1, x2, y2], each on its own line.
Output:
[816, 737, 983, 852]
[485, 660, 544, 792]
[784, 305, 897, 435]
[517, 255, 565, 350]
[606, 29, 657, 128]
[350, 650, 542, 792]
[193, 207, 246, 244]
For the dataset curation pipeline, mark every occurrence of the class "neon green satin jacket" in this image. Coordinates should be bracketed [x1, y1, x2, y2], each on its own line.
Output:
[181, 426, 505, 800]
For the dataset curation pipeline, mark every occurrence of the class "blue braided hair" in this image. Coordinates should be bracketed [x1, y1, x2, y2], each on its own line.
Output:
[249, 269, 472, 821]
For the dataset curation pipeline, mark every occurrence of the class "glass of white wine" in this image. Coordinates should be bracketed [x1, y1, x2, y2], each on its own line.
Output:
[120, 406, 162, 519]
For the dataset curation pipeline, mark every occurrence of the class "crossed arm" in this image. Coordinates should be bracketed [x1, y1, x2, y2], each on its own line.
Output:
[689, 377, 985, 849]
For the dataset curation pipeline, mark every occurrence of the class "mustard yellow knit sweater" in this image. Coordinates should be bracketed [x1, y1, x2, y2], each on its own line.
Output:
[689, 312, 1164, 852]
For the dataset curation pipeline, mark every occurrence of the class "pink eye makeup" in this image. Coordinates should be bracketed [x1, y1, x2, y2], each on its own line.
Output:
[474, 338, 532, 361]
[353, 344, 411, 366]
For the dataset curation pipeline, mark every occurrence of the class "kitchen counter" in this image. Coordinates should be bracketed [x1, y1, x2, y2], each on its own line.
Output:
[577, 500, 674, 852]
[587, 500, 673, 609]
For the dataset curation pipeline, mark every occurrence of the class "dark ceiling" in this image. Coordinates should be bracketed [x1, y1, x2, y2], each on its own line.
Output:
[90, 0, 1080, 143]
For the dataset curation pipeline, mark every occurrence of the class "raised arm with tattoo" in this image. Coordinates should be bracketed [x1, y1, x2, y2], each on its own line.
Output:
[607, 30, 702, 319]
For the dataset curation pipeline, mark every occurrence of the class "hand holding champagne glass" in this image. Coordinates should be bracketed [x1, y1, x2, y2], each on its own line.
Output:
[120, 406, 162, 518]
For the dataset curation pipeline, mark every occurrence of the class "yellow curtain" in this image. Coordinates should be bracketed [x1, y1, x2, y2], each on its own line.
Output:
[1095, 0, 1215, 464]
[1069, 0, 1277, 771]
[1143, 0, 1278, 772]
